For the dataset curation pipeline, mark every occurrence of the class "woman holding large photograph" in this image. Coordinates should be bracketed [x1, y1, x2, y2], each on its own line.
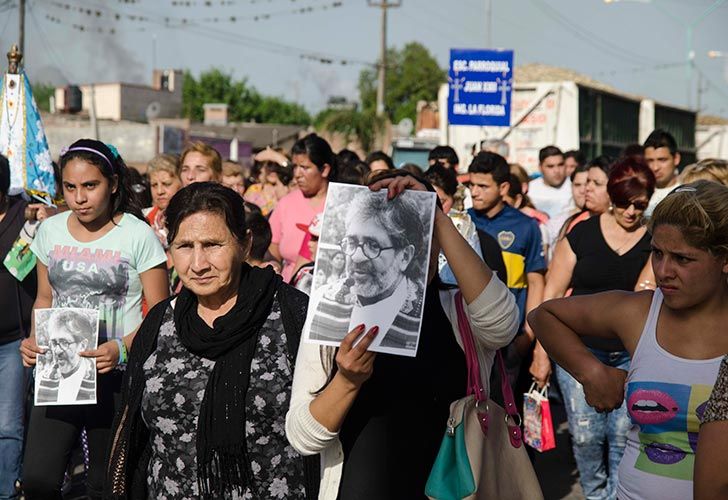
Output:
[286, 173, 521, 499]
[19, 139, 169, 499]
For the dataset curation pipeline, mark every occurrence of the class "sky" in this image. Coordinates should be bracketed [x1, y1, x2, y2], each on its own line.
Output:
[1, 0, 727, 119]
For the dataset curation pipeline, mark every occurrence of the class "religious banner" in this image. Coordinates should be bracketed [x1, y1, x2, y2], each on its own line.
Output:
[0, 45, 56, 198]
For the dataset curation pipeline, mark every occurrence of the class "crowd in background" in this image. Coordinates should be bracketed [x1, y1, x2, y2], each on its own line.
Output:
[1, 127, 728, 500]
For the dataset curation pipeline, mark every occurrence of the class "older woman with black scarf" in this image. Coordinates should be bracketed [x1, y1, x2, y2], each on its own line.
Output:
[105, 182, 317, 499]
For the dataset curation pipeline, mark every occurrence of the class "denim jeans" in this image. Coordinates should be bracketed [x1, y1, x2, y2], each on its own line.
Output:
[555, 349, 631, 500]
[0, 339, 25, 499]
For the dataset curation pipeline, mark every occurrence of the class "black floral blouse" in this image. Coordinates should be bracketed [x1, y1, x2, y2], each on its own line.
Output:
[140, 299, 307, 499]
[703, 355, 728, 424]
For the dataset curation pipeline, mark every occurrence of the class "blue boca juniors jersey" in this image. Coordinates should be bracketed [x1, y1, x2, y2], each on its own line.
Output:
[468, 205, 546, 328]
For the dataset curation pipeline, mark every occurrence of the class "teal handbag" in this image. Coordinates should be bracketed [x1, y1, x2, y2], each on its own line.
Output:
[425, 398, 477, 499]
[425, 292, 543, 500]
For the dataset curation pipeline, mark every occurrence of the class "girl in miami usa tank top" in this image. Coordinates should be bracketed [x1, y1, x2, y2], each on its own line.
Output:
[617, 289, 723, 500]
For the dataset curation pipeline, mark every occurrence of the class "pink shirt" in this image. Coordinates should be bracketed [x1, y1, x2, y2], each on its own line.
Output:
[269, 189, 324, 282]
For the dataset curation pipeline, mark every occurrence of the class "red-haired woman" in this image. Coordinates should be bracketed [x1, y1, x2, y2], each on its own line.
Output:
[530, 157, 656, 499]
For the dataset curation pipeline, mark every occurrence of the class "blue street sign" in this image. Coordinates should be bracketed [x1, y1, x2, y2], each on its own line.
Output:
[447, 49, 514, 127]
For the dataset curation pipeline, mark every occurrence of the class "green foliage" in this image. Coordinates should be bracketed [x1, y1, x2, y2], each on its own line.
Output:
[255, 96, 312, 126]
[31, 83, 55, 113]
[316, 42, 444, 149]
[313, 107, 384, 152]
[182, 69, 311, 125]
[359, 42, 446, 123]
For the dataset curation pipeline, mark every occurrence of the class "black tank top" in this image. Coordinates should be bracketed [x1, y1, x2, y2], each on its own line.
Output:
[337, 284, 466, 500]
[567, 216, 651, 351]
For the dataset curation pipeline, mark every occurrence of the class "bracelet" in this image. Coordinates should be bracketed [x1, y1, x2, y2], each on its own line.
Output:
[113, 338, 128, 365]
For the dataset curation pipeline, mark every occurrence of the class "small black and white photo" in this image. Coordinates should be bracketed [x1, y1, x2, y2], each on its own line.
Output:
[34, 308, 99, 406]
[303, 182, 437, 357]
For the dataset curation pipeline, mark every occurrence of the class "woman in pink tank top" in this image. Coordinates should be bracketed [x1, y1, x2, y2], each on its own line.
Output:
[530, 180, 728, 500]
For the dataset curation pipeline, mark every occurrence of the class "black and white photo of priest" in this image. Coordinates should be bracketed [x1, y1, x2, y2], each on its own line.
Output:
[35, 308, 99, 405]
[303, 183, 435, 357]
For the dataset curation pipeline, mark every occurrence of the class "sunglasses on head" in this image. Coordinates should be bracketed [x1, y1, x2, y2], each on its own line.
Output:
[613, 199, 649, 211]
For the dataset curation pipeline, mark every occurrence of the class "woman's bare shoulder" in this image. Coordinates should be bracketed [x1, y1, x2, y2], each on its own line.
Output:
[604, 290, 655, 353]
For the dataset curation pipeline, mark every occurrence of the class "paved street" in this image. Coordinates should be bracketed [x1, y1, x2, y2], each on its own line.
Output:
[533, 401, 585, 500]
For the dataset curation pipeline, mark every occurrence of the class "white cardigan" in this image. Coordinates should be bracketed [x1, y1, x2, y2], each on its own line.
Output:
[285, 276, 519, 500]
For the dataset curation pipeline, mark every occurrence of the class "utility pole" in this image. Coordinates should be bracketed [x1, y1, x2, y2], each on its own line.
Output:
[696, 71, 709, 113]
[18, 0, 25, 65]
[152, 34, 157, 71]
[604, 0, 726, 109]
[368, 0, 401, 117]
[90, 84, 100, 140]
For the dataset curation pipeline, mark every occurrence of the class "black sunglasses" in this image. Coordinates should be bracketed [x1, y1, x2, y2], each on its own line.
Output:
[613, 199, 649, 211]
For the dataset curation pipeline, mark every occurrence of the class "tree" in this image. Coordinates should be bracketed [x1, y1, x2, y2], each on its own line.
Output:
[359, 42, 446, 124]
[31, 83, 55, 113]
[315, 42, 444, 150]
[314, 107, 384, 153]
[182, 69, 311, 125]
[254, 96, 311, 126]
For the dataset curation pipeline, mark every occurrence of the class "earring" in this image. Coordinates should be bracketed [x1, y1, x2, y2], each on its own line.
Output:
[609, 204, 614, 212]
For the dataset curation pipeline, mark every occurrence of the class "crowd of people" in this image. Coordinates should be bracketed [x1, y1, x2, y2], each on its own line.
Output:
[0, 126, 726, 500]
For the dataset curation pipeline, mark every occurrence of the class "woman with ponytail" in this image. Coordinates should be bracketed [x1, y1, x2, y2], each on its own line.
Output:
[19, 139, 169, 499]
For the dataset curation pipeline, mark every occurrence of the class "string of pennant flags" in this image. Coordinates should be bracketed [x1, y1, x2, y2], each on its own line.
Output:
[168, 0, 328, 6]
[43, 12, 145, 34]
[38, 0, 372, 67]
[48, 0, 343, 26]
[49, 1, 151, 22]
[170, 1, 236, 6]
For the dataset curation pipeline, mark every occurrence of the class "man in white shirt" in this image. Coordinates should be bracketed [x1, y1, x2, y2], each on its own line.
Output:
[643, 129, 681, 217]
[528, 146, 574, 220]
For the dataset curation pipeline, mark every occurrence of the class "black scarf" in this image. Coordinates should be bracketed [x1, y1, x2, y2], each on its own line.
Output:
[173, 263, 281, 496]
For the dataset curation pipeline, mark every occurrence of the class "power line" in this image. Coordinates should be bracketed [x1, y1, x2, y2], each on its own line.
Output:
[169, 0, 304, 5]
[170, 0, 235, 5]
[0, 0, 15, 13]
[191, 1, 344, 25]
[179, 21, 374, 67]
[0, 4, 13, 39]
[404, 7, 471, 47]
[41, 0, 372, 67]
[48, 0, 344, 26]
[28, 1, 71, 82]
[43, 11, 141, 34]
[594, 61, 689, 77]
[694, 63, 728, 103]
[528, 0, 665, 66]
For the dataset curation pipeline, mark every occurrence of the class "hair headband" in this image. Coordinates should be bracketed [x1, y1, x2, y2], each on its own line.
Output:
[60, 145, 116, 172]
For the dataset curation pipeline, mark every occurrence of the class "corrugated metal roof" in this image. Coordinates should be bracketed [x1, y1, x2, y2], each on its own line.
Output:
[188, 122, 307, 149]
[515, 63, 616, 91]
[514, 63, 642, 103]
[697, 114, 728, 125]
